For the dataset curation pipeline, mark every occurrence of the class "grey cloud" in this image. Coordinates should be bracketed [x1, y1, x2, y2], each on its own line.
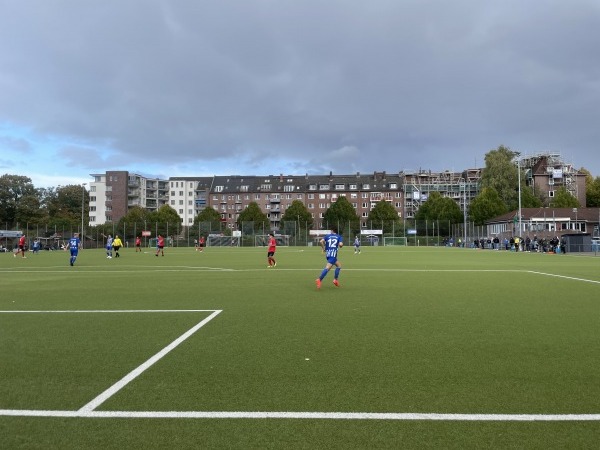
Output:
[1, 0, 599, 176]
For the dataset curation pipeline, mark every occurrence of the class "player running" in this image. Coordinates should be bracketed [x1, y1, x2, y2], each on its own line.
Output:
[267, 232, 277, 268]
[353, 235, 361, 254]
[68, 233, 81, 266]
[14, 234, 27, 258]
[315, 226, 343, 288]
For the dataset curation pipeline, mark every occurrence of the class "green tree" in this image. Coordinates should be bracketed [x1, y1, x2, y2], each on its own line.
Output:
[116, 206, 152, 239]
[147, 205, 182, 237]
[550, 186, 580, 208]
[468, 187, 508, 225]
[0, 174, 37, 226]
[323, 196, 360, 236]
[366, 200, 401, 234]
[414, 192, 462, 235]
[481, 145, 520, 210]
[281, 200, 313, 235]
[192, 206, 223, 237]
[521, 184, 544, 208]
[586, 176, 600, 207]
[46, 185, 88, 231]
[237, 202, 269, 233]
[581, 168, 600, 207]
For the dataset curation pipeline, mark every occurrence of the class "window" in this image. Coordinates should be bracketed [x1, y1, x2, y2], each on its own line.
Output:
[363, 184, 370, 189]
[309, 184, 317, 191]
[179, 200, 184, 205]
[261, 184, 272, 190]
[179, 191, 184, 196]
[170, 200, 175, 205]
[188, 191, 193, 196]
[389, 183, 397, 189]
[335, 184, 345, 190]
[171, 191, 176, 196]
[215, 186, 224, 192]
[240, 185, 249, 192]
[90, 186, 96, 192]
[350, 193, 358, 198]
[284, 185, 294, 192]
[319, 184, 330, 190]
[90, 196, 96, 202]
[350, 184, 357, 190]
[549, 191, 555, 198]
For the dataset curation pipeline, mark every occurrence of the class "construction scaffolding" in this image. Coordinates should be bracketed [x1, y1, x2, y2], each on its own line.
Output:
[521, 152, 579, 201]
[402, 169, 481, 218]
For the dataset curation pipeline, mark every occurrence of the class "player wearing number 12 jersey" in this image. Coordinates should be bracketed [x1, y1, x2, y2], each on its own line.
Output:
[315, 226, 343, 289]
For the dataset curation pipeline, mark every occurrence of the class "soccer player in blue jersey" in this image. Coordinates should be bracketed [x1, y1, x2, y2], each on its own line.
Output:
[68, 233, 81, 266]
[315, 226, 344, 289]
[105, 235, 114, 258]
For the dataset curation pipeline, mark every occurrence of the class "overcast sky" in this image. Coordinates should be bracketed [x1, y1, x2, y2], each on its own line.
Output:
[1, 0, 599, 189]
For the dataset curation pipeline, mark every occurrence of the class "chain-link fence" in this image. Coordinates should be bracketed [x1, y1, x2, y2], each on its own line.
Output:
[2, 220, 598, 253]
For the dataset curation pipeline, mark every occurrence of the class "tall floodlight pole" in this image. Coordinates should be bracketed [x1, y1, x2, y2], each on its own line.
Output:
[81, 183, 87, 248]
[516, 154, 522, 237]
[462, 181, 467, 246]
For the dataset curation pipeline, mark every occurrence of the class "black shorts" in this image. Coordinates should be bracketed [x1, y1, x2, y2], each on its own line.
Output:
[267, 251, 275, 257]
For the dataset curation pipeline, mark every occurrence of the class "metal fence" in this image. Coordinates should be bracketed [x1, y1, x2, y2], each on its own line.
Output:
[2, 220, 598, 254]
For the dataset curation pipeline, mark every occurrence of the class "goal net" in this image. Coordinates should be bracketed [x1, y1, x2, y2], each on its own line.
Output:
[255, 234, 290, 247]
[207, 234, 241, 247]
[383, 237, 407, 246]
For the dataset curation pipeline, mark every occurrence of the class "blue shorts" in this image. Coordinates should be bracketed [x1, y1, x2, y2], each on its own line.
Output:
[326, 256, 338, 265]
[70, 248, 78, 257]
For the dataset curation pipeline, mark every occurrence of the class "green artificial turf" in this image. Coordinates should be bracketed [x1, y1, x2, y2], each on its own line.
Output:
[1, 246, 599, 448]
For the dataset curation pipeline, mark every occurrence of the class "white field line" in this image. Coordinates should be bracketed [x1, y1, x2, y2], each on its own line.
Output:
[0, 409, 599, 421]
[528, 271, 600, 284]
[77, 309, 222, 413]
[0, 310, 220, 314]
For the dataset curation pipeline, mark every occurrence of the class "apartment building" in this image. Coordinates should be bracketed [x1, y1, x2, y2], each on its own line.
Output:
[89, 171, 169, 225]
[88, 169, 479, 229]
[521, 153, 586, 206]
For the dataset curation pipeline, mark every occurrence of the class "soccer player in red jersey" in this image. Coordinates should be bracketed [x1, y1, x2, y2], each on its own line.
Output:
[267, 233, 277, 268]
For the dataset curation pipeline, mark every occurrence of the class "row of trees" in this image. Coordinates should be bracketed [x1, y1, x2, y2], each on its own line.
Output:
[2, 146, 599, 237]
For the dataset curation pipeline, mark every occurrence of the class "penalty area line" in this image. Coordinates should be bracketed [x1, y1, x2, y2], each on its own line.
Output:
[0, 410, 600, 421]
[528, 271, 600, 284]
[77, 309, 222, 413]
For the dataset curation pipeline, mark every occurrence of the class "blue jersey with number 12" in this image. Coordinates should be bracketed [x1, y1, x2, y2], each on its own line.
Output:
[323, 233, 343, 262]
